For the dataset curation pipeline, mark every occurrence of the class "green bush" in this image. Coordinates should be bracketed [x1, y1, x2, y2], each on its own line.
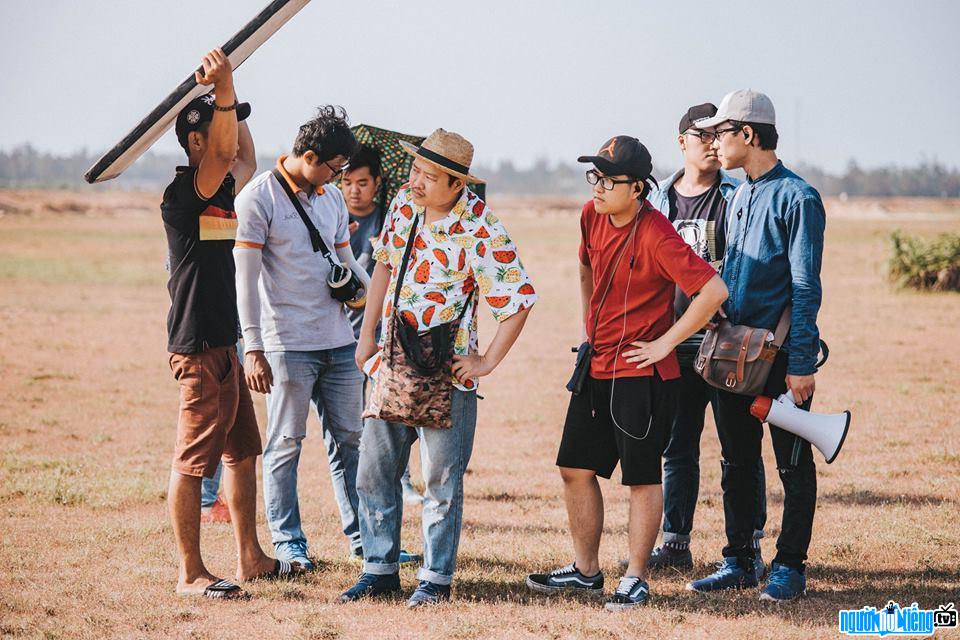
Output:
[888, 231, 960, 291]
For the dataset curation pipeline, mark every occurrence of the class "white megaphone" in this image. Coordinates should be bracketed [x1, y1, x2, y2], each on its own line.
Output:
[750, 390, 851, 464]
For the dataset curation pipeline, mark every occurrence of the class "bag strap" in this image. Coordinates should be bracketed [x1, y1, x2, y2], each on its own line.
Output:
[589, 210, 641, 344]
[771, 305, 791, 348]
[392, 212, 422, 312]
[271, 168, 331, 257]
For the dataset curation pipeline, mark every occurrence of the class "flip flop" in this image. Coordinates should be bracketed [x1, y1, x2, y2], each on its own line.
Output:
[201, 579, 249, 600]
[250, 559, 305, 581]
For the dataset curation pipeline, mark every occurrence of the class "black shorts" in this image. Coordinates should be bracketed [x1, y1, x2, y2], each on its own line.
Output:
[556, 373, 677, 485]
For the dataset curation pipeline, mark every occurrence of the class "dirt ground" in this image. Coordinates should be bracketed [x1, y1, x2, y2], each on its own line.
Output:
[0, 192, 958, 639]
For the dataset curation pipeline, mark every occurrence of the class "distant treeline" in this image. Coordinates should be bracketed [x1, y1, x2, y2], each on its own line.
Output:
[2, 144, 959, 198]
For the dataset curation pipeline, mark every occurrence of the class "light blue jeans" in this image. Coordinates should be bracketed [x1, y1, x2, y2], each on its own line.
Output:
[263, 345, 364, 556]
[200, 463, 222, 508]
[358, 389, 477, 585]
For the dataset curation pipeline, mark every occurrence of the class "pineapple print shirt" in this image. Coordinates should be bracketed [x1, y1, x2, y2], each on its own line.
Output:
[366, 185, 537, 390]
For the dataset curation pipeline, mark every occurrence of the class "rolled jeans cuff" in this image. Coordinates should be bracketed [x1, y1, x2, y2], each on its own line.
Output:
[363, 561, 399, 576]
[417, 567, 452, 586]
[753, 529, 765, 540]
[662, 531, 691, 544]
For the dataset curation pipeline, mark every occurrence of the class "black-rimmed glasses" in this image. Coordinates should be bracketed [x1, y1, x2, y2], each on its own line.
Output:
[713, 126, 743, 142]
[685, 130, 717, 144]
[324, 160, 349, 179]
[586, 169, 636, 191]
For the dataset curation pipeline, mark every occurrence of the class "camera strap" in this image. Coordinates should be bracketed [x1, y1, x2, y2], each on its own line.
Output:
[271, 168, 332, 258]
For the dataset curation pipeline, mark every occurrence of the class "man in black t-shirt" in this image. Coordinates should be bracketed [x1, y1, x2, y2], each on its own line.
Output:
[161, 48, 298, 599]
[644, 103, 767, 578]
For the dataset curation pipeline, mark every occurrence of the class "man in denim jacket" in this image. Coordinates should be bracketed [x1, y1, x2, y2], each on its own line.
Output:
[645, 104, 767, 579]
[685, 90, 825, 602]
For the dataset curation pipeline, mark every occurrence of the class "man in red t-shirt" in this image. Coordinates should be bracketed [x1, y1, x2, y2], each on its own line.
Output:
[526, 136, 728, 610]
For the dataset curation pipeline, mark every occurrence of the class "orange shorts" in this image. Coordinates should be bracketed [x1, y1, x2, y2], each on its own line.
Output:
[169, 346, 262, 478]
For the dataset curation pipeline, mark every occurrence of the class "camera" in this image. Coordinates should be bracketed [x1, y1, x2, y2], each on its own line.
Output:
[327, 261, 366, 309]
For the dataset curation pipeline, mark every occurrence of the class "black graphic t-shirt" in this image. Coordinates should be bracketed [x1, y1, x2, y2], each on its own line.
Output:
[667, 180, 727, 361]
[161, 166, 240, 354]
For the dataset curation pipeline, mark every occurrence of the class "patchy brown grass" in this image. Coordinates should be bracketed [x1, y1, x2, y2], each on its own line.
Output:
[0, 192, 958, 639]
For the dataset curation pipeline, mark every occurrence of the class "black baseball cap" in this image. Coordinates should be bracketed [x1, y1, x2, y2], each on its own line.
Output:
[175, 91, 251, 150]
[678, 103, 717, 134]
[578, 135, 658, 187]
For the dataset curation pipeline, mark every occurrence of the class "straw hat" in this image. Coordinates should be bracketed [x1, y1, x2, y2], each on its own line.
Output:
[399, 128, 485, 184]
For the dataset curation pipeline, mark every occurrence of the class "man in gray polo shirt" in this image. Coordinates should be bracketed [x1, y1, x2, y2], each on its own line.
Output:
[234, 106, 368, 569]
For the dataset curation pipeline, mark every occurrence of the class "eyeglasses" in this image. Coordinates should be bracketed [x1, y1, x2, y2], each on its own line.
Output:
[713, 126, 743, 142]
[586, 169, 636, 191]
[324, 160, 349, 179]
[685, 130, 717, 144]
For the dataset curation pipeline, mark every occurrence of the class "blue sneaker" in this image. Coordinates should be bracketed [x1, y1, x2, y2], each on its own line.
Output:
[406, 580, 451, 608]
[340, 572, 401, 602]
[686, 557, 758, 592]
[349, 548, 423, 566]
[275, 541, 315, 571]
[760, 563, 806, 602]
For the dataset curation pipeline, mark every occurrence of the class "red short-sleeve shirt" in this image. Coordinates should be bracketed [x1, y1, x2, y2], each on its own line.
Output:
[579, 199, 716, 380]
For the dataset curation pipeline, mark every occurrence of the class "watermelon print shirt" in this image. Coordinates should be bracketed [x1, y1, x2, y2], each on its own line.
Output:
[366, 185, 538, 391]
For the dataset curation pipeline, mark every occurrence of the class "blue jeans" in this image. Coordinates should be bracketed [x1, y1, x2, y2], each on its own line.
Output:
[262, 345, 364, 555]
[357, 389, 477, 585]
[200, 462, 222, 508]
[662, 362, 766, 545]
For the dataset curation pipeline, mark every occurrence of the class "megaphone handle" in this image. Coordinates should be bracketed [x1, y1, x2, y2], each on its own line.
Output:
[816, 339, 830, 369]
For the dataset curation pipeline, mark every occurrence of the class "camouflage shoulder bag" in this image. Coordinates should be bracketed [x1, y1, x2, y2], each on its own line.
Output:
[365, 213, 471, 429]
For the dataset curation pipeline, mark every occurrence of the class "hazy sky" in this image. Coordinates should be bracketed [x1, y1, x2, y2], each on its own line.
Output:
[2, 0, 958, 173]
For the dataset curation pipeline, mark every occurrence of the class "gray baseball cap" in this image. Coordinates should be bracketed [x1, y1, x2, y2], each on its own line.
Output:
[694, 89, 776, 129]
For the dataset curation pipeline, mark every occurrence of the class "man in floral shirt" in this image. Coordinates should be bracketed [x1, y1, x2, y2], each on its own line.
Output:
[341, 129, 537, 607]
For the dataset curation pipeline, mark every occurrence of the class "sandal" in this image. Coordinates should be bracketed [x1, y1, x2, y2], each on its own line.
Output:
[202, 579, 249, 600]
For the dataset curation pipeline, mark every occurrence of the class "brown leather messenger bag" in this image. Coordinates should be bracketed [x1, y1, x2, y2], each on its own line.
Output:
[694, 306, 791, 396]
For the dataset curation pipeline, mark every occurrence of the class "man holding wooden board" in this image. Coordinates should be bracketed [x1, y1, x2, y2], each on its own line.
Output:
[162, 48, 300, 600]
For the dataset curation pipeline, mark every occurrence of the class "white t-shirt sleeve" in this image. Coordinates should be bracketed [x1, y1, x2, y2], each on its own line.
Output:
[332, 187, 350, 249]
[235, 178, 271, 247]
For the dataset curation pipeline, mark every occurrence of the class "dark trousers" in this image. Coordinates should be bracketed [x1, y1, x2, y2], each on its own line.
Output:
[661, 362, 767, 543]
[714, 352, 817, 571]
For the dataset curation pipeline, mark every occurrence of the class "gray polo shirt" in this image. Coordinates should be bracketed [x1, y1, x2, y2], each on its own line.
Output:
[235, 165, 355, 352]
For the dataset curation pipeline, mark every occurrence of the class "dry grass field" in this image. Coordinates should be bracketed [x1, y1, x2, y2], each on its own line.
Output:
[1, 190, 958, 639]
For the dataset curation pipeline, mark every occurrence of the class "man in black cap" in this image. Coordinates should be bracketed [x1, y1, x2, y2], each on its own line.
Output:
[162, 48, 296, 599]
[526, 136, 728, 610]
[642, 104, 767, 578]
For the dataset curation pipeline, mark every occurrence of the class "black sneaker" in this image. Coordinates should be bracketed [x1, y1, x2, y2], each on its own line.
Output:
[526, 563, 604, 594]
[604, 576, 650, 611]
[647, 545, 693, 570]
[339, 572, 401, 602]
[405, 580, 451, 608]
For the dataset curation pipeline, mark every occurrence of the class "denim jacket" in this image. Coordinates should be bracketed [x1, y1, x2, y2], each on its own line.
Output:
[722, 161, 825, 376]
[648, 168, 741, 217]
